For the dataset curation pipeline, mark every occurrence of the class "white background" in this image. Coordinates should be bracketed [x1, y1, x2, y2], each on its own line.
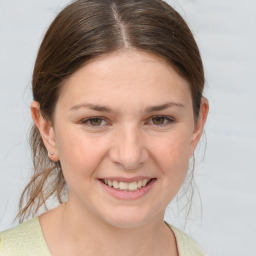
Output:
[0, 0, 256, 255]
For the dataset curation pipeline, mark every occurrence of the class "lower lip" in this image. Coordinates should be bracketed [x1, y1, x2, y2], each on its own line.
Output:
[99, 179, 157, 200]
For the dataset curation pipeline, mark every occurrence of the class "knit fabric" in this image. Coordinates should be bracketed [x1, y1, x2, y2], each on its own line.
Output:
[169, 225, 205, 256]
[0, 217, 204, 256]
[0, 218, 51, 256]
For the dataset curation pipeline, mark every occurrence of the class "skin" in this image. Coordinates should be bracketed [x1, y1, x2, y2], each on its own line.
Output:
[31, 50, 208, 256]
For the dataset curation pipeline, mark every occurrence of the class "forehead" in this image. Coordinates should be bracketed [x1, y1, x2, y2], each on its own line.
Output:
[57, 50, 192, 111]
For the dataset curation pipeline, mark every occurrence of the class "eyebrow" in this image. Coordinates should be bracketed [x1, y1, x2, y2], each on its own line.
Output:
[144, 102, 184, 113]
[69, 103, 112, 112]
[69, 101, 184, 113]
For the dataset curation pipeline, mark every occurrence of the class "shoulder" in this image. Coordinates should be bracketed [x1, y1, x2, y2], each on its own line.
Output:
[0, 217, 51, 256]
[165, 222, 205, 256]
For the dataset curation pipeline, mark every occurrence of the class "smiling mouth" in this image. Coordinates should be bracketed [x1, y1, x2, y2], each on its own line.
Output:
[99, 178, 155, 192]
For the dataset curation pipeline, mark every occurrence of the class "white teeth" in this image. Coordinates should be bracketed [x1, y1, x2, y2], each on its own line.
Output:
[113, 180, 119, 189]
[142, 179, 148, 186]
[128, 182, 138, 191]
[119, 182, 128, 190]
[103, 179, 151, 191]
[137, 180, 142, 188]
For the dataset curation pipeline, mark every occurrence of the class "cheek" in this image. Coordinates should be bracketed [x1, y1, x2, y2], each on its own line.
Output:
[55, 128, 109, 180]
[151, 130, 192, 179]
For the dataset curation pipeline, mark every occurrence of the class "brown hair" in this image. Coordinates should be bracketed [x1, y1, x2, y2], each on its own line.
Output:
[17, 0, 205, 222]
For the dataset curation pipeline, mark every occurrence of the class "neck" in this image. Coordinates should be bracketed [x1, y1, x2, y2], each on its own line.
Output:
[40, 201, 178, 256]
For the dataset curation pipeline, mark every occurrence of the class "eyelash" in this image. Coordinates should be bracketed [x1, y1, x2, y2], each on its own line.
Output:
[80, 116, 175, 128]
[147, 116, 175, 126]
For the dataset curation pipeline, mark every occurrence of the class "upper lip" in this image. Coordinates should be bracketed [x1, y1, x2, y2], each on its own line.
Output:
[99, 176, 155, 183]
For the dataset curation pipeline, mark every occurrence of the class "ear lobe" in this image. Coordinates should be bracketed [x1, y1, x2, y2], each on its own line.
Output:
[190, 98, 209, 156]
[31, 101, 59, 162]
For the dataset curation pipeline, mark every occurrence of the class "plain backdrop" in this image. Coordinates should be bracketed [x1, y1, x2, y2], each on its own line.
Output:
[0, 1, 256, 255]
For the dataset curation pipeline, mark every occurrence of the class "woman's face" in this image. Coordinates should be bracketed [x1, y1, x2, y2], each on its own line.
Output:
[44, 50, 207, 228]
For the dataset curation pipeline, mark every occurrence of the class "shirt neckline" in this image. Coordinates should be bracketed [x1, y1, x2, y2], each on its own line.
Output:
[34, 217, 181, 256]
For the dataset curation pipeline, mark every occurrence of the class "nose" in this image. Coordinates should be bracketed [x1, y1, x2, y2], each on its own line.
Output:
[108, 125, 149, 170]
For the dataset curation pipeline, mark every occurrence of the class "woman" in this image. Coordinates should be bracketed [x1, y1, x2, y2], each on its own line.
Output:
[0, 0, 208, 255]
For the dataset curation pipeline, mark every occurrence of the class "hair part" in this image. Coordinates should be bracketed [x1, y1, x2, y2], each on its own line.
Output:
[17, 0, 205, 222]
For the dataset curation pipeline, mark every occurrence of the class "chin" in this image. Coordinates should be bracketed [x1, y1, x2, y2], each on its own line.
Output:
[100, 207, 161, 229]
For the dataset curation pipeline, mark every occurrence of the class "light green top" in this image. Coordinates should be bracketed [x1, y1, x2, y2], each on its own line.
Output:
[0, 218, 204, 256]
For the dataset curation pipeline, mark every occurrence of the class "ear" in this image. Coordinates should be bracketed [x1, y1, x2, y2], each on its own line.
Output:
[190, 98, 209, 156]
[31, 101, 59, 162]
